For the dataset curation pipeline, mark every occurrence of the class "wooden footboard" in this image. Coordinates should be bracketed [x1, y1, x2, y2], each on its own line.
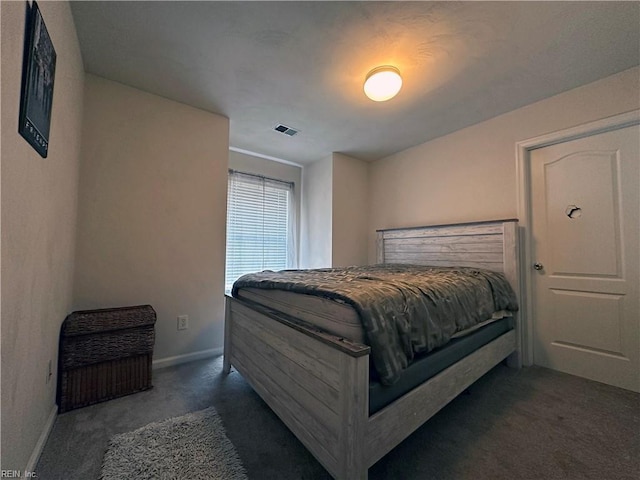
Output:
[225, 296, 371, 479]
[225, 296, 516, 480]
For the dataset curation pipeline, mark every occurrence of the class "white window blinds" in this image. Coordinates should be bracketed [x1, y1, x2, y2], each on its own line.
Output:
[225, 170, 295, 292]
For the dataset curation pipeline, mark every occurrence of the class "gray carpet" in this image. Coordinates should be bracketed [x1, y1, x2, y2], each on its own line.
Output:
[100, 407, 247, 480]
[36, 356, 639, 479]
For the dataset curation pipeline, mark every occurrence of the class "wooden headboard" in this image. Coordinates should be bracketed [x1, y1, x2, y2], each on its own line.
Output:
[376, 219, 519, 295]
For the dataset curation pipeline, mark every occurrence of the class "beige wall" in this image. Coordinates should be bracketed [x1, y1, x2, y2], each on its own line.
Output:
[1, 1, 85, 470]
[301, 153, 370, 268]
[300, 155, 333, 268]
[73, 75, 229, 363]
[228, 150, 302, 266]
[368, 66, 640, 262]
[332, 153, 369, 267]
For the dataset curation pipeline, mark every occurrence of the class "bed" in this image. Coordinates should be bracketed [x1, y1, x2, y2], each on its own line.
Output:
[223, 219, 520, 480]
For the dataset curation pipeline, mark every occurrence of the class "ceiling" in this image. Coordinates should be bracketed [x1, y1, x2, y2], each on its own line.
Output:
[70, 1, 640, 165]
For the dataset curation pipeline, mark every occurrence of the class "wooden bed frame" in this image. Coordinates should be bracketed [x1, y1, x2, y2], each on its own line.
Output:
[223, 219, 520, 479]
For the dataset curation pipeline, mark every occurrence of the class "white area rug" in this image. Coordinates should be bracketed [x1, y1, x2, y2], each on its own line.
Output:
[100, 407, 248, 480]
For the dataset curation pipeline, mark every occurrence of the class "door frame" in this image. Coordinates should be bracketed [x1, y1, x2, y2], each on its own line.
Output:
[515, 109, 640, 366]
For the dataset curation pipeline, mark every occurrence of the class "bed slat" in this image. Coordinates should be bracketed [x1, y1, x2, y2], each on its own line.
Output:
[385, 251, 503, 263]
[385, 233, 502, 247]
[385, 241, 503, 253]
[231, 332, 340, 440]
[381, 223, 503, 239]
[232, 301, 341, 387]
[231, 324, 340, 414]
[231, 349, 340, 472]
[384, 257, 504, 271]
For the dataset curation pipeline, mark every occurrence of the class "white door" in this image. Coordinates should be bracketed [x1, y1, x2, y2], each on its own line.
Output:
[530, 125, 639, 392]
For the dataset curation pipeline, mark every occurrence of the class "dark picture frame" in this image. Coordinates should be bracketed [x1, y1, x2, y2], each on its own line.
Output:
[18, 0, 56, 158]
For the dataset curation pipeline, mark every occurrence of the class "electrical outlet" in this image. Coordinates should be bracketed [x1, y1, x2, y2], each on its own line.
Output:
[177, 315, 189, 330]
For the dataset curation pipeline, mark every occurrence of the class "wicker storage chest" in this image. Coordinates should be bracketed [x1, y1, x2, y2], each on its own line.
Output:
[57, 305, 156, 413]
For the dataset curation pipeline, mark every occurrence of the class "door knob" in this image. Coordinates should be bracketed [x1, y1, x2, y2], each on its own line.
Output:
[533, 262, 544, 271]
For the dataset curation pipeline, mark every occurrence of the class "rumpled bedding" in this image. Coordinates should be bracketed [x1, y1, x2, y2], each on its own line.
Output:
[232, 264, 518, 385]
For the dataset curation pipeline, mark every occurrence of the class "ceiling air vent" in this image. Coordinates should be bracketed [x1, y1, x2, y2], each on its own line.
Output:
[274, 124, 299, 136]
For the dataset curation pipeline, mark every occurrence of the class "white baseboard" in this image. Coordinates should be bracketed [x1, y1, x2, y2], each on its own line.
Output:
[25, 403, 58, 474]
[152, 347, 223, 370]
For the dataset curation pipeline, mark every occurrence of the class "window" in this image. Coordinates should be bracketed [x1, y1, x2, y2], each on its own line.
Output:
[225, 170, 296, 292]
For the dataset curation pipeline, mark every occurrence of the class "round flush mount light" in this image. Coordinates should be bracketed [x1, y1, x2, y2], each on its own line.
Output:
[364, 66, 402, 102]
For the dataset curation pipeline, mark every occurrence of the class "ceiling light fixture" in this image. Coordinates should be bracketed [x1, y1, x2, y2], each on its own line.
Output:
[364, 66, 402, 102]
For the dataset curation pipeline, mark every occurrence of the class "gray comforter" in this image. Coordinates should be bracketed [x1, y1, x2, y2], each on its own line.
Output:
[232, 264, 518, 385]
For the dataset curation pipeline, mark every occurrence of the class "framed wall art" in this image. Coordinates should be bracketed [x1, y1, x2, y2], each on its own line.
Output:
[19, 0, 57, 158]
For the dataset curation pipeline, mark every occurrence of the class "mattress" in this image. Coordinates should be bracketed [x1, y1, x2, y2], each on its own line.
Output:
[235, 287, 366, 343]
[235, 286, 511, 346]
